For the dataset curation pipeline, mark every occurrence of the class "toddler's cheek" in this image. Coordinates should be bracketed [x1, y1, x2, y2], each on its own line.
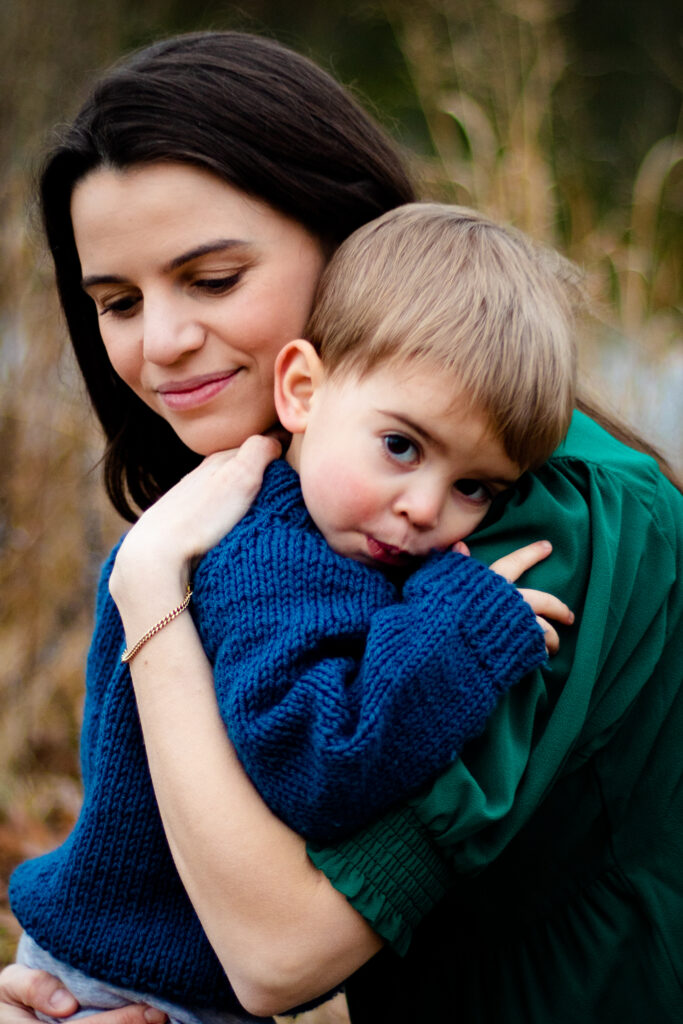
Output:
[304, 463, 380, 528]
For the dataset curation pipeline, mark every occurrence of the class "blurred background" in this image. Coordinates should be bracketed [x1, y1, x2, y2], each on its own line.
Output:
[0, 0, 681, 964]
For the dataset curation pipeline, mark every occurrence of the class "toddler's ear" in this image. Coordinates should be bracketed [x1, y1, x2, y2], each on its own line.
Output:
[274, 340, 324, 433]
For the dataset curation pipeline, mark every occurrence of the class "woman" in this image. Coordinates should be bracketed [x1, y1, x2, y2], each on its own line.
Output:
[3, 30, 682, 1024]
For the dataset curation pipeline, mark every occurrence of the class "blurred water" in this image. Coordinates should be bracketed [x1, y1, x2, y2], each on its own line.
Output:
[582, 339, 683, 474]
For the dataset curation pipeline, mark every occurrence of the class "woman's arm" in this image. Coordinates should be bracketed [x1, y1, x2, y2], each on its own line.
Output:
[117, 611, 381, 1016]
[110, 438, 381, 1015]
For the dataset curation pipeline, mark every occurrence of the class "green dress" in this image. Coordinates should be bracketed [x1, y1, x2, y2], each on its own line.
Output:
[309, 411, 683, 1023]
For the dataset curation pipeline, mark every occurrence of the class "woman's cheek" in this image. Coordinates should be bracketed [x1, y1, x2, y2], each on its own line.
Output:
[100, 328, 141, 391]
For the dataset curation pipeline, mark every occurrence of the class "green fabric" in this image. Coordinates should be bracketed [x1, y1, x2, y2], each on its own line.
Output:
[309, 411, 683, 1021]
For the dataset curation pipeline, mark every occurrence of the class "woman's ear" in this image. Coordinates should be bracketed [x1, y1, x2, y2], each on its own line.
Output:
[274, 340, 325, 434]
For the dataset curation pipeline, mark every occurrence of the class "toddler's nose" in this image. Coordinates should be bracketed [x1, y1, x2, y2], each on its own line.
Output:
[395, 487, 442, 530]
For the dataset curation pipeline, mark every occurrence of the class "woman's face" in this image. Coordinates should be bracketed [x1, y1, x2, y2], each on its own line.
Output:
[71, 163, 327, 454]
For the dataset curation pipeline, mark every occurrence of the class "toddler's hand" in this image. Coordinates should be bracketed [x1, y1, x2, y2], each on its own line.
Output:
[455, 540, 574, 655]
[515, 586, 574, 655]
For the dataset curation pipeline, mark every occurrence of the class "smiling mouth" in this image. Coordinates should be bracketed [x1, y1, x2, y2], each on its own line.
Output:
[156, 370, 242, 410]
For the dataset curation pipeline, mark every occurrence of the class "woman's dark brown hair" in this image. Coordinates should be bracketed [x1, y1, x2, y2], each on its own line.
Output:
[41, 31, 415, 520]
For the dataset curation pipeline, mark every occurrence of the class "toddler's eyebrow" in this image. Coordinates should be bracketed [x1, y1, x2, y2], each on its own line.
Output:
[380, 409, 519, 488]
[379, 411, 445, 452]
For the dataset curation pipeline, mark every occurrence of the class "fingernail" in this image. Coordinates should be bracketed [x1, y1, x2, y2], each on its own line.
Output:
[144, 1009, 168, 1023]
[49, 989, 75, 1012]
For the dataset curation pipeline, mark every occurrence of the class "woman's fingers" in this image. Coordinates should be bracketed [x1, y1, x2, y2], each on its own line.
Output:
[488, 540, 552, 582]
[0, 965, 77, 1021]
[0, 965, 168, 1024]
[115, 435, 281, 570]
[206, 434, 282, 513]
[85, 1008, 167, 1024]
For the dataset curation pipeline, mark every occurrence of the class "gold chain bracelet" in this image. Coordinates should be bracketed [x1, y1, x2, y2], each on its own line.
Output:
[121, 585, 193, 664]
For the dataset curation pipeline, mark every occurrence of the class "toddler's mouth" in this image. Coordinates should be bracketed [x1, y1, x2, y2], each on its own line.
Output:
[366, 537, 414, 566]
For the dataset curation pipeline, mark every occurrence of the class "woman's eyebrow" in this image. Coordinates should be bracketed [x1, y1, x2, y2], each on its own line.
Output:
[167, 238, 252, 271]
[81, 273, 125, 289]
[81, 239, 253, 289]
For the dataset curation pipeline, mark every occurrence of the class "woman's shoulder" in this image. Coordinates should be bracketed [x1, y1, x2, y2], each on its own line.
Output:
[545, 410, 682, 544]
[481, 410, 678, 547]
[548, 410, 678, 501]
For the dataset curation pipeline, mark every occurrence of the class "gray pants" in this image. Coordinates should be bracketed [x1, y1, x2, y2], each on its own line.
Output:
[16, 934, 262, 1024]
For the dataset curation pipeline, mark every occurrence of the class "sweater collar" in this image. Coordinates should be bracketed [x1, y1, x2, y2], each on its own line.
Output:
[252, 458, 312, 525]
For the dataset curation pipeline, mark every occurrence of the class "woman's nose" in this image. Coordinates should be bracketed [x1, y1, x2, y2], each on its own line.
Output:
[142, 297, 205, 365]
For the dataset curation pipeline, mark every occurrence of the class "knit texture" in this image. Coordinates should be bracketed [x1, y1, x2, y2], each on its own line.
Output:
[194, 459, 546, 841]
[10, 544, 250, 1011]
[10, 458, 545, 1005]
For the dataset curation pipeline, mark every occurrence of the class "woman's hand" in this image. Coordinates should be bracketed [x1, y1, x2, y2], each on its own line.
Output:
[454, 539, 574, 655]
[0, 965, 76, 1024]
[110, 435, 280, 636]
[114, 434, 280, 577]
[0, 966, 166, 1024]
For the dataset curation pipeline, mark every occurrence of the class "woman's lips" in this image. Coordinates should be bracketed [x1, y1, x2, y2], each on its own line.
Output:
[366, 537, 413, 566]
[156, 370, 241, 411]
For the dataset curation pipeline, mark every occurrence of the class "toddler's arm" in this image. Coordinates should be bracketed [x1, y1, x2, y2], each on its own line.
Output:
[195, 534, 549, 842]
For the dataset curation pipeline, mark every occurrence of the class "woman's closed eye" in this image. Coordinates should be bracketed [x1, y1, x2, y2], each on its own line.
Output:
[454, 479, 492, 504]
[94, 272, 242, 318]
[190, 271, 243, 295]
[97, 292, 140, 318]
[383, 433, 420, 465]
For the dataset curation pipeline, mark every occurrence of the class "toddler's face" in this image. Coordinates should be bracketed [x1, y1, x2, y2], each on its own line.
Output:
[294, 364, 521, 567]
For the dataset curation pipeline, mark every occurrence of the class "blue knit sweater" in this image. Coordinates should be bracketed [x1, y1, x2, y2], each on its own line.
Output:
[10, 459, 545, 1007]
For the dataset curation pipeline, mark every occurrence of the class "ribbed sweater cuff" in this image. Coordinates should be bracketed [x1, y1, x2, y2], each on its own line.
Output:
[308, 805, 451, 956]
[405, 552, 547, 689]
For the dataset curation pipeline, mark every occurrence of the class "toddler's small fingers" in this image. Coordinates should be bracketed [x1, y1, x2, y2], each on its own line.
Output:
[538, 617, 560, 655]
[518, 589, 574, 625]
[489, 540, 552, 582]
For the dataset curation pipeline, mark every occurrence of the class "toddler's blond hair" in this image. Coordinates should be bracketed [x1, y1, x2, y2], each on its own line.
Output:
[306, 203, 581, 470]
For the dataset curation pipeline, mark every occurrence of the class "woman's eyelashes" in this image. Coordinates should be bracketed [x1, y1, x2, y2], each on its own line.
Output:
[97, 292, 140, 318]
[95, 271, 244, 318]
[190, 271, 242, 295]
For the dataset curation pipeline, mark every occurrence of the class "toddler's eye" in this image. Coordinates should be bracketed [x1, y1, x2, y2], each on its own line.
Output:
[384, 434, 419, 464]
[455, 479, 491, 503]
